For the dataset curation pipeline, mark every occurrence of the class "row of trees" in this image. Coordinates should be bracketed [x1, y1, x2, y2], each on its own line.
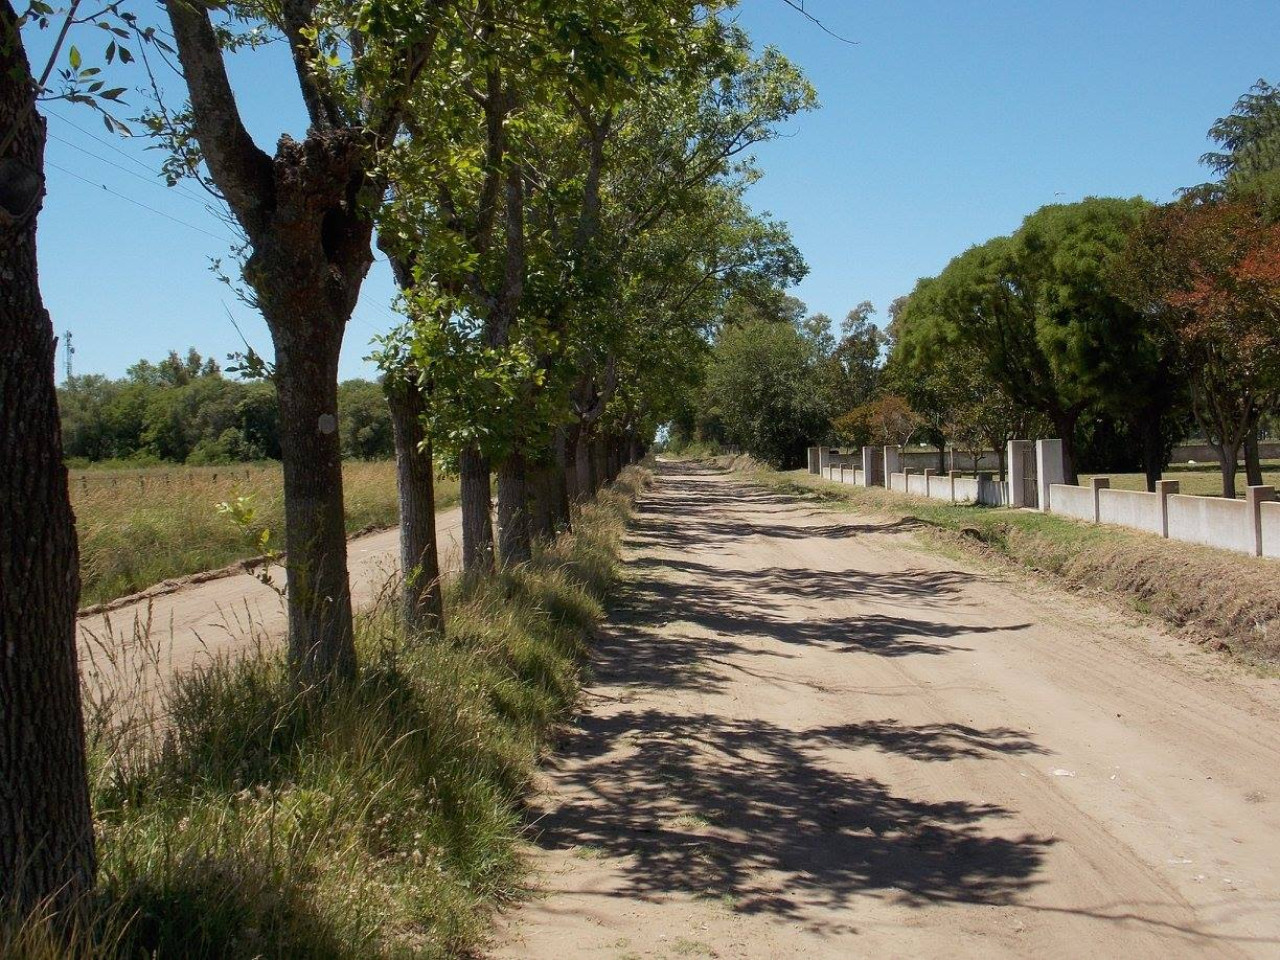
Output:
[3, 0, 813, 927]
[61, 349, 398, 463]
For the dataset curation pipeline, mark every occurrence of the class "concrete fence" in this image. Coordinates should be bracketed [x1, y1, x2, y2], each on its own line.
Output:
[809, 440, 1280, 559]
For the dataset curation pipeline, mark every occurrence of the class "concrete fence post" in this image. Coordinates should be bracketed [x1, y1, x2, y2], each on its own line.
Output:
[1036, 439, 1066, 513]
[1155, 480, 1179, 538]
[901, 467, 913, 494]
[1088, 477, 1110, 523]
[948, 469, 960, 503]
[819, 446, 832, 477]
[923, 467, 935, 499]
[807, 447, 819, 475]
[1008, 440, 1030, 508]
[860, 446, 876, 487]
[1247, 485, 1275, 557]
[884, 446, 901, 490]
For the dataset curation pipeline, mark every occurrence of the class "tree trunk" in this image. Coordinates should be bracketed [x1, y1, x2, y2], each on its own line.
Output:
[1245, 424, 1264, 487]
[460, 445, 494, 575]
[575, 426, 596, 501]
[0, 16, 96, 917]
[528, 462, 555, 542]
[552, 426, 573, 532]
[1211, 441, 1241, 499]
[272, 323, 356, 686]
[592, 438, 609, 491]
[386, 378, 442, 636]
[561, 425, 581, 507]
[1139, 413, 1164, 493]
[497, 451, 532, 566]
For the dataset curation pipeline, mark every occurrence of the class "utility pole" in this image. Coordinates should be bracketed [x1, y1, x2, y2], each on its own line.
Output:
[64, 330, 74, 381]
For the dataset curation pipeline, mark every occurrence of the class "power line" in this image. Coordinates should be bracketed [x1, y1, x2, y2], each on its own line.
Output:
[46, 159, 238, 244]
[48, 132, 214, 209]
[45, 109, 213, 205]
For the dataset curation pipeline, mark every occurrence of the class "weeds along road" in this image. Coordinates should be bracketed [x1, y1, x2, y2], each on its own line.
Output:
[76, 507, 463, 702]
[494, 461, 1280, 960]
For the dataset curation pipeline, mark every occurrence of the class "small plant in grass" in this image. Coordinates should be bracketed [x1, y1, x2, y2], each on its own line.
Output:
[215, 494, 283, 594]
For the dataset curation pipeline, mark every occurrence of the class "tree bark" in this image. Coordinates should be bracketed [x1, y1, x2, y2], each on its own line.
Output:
[386, 377, 442, 635]
[497, 450, 532, 566]
[592, 438, 609, 492]
[552, 426, 573, 532]
[273, 323, 356, 685]
[0, 9, 96, 917]
[460, 446, 494, 575]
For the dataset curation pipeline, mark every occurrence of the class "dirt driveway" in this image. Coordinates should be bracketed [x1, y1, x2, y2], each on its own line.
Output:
[492, 462, 1280, 959]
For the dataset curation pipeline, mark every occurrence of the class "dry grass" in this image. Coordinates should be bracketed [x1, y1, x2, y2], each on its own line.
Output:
[749, 466, 1280, 669]
[71, 462, 460, 607]
[7, 467, 653, 959]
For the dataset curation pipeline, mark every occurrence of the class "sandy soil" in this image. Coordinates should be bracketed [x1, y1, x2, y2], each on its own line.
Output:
[76, 506, 463, 694]
[491, 462, 1280, 959]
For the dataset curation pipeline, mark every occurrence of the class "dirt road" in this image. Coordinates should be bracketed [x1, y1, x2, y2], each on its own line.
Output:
[77, 507, 463, 688]
[493, 463, 1280, 959]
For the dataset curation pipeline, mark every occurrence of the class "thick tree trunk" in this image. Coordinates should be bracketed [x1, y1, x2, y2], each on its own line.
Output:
[1245, 425, 1264, 488]
[386, 378, 442, 635]
[272, 323, 356, 685]
[0, 18, 96, 917]
[528, 462, 555, 542]
[497, 451, 532, 566]
[460, 446, 494, 575]
[561, 425, 581, 506]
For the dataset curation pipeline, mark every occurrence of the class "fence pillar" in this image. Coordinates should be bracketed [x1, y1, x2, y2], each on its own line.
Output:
[1155, 480, 1179, 538]
[1007, 440, 1031, 508]
[884, 446, 901, 490]
[818, 446, 832, 476]
[901, 467, 913, 494]
[1247, 485, 1274, 557]
[807, 447, 818, 475]
[923, 467, 935, 498]
[1088, 476, 1110, 523]
[860, 446, 876, 487]
[1036, 439, 1065, 513]
[948, 469, 960, 503]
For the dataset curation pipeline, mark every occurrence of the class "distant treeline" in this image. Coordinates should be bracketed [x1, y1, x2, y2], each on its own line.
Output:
[60, 349, 394, 465]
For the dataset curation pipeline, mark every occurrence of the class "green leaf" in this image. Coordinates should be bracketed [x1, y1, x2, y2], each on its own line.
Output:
[68, 45, 81, 70]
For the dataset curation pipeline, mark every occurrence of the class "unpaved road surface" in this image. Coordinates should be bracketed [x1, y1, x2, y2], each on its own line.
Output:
[77, 507, 462, 690]
[493, 463, 1280, 959]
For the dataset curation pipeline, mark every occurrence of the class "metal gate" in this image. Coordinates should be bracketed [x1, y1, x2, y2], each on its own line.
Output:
[1021, 448, 1039, 509]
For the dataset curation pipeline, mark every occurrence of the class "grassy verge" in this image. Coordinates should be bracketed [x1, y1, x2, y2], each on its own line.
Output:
[9, 467, 650, 959]
[746, 465, 1280, 669]
[73, 461, 461, 607]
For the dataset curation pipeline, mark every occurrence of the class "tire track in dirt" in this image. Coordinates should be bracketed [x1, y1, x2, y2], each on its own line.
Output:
[491, 462, 1280, 959]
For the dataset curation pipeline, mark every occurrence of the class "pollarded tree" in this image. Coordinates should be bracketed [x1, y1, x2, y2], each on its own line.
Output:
[159, 0, 447, 683]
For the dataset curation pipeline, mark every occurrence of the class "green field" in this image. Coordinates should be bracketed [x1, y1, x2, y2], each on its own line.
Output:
[71, 461, 459, 606]
[1079, 460, 1280, 498]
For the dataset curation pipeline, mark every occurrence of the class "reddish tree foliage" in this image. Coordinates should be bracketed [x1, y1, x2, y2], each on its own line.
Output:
[1117, 200, 1280, 496]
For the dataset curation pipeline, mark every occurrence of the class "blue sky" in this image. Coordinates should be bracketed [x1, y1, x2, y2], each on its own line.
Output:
[32, 0, 1280, 382]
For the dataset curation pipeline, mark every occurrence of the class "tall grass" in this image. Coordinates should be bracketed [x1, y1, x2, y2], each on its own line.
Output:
[5, 467, 650, 959]
[72, 462, 461, 607]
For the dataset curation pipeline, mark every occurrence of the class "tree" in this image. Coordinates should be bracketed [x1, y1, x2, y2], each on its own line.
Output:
[1115, 199, 1280, 497]
[1, 0, 101, 921]
[901, 198, 1155, 484]
[816, 302, 884, 416]
[832, 395, 920, 449]
[159, 0, 443, 684]
[703, 316, 828, 467]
